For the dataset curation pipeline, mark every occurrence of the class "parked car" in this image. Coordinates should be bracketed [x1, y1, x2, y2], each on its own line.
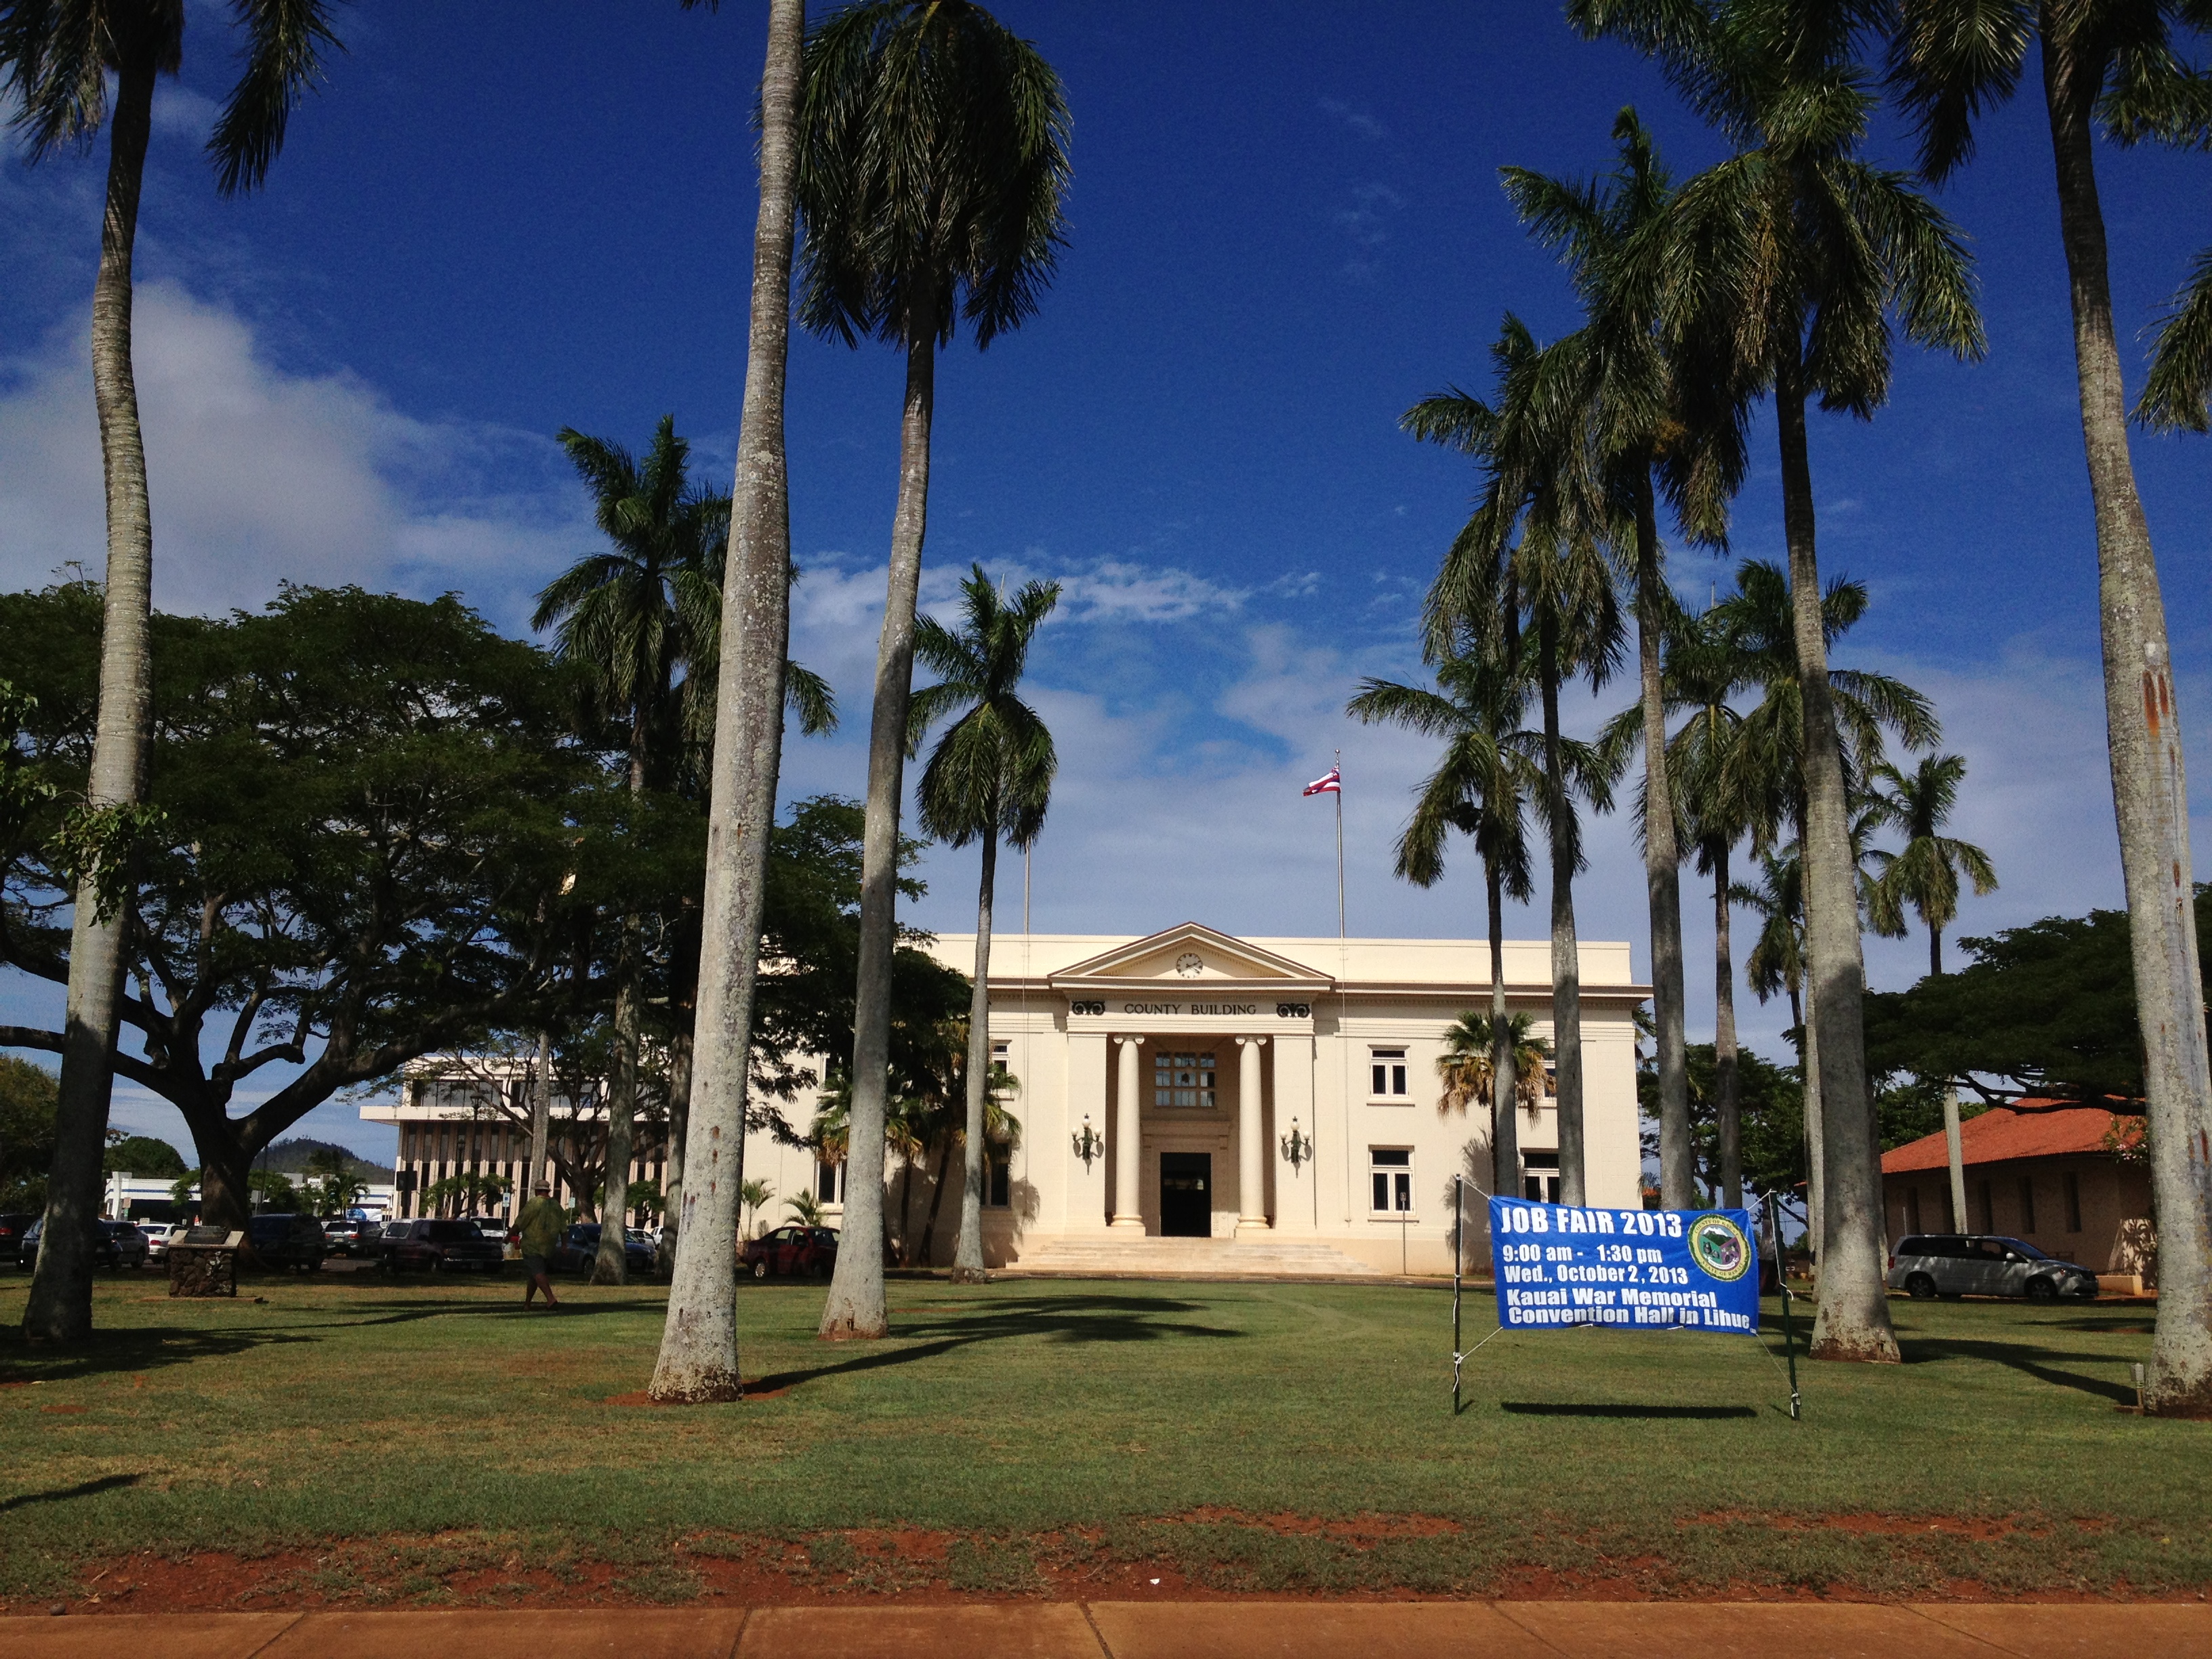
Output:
[0, 1212, 37, 1269]
[104, 1220, 150, 1270]
[379, 1216, 506, 1275]
[16, 1217, 131, 1271]
[142, 1223, 177, 1262]
[325, 1217, 385, 1258]
[548, 1223, 654, 1277]
[741, 1225, 840, 1281]
[1887, 1235, 2098, 1302]
[247, 1212, 328, 1272]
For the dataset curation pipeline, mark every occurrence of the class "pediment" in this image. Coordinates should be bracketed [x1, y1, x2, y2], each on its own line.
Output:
[1049, 923, 1333, 989]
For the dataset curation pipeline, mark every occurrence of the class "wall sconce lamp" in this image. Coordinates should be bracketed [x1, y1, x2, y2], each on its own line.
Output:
[1072, 1113, 1103, 1171]
[1280, 1118, 1312, 1172]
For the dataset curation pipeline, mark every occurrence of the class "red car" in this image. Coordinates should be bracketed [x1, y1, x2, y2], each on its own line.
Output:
[742, 1225, 839, 1280]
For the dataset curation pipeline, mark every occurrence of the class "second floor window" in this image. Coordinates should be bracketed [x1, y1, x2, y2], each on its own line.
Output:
[1155, 1052, 1216, 1109]
[1371, 1049, 1408, 1097]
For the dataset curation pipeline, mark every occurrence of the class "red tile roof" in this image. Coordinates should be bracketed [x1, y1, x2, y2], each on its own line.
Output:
[1882, 1099, 2140, 1174]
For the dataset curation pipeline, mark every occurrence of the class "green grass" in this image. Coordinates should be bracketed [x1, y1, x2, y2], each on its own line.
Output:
[0, 1269, 2205, 1601]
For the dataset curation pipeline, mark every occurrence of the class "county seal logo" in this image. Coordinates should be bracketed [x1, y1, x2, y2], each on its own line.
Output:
[1687, 1214, 1752, 1283]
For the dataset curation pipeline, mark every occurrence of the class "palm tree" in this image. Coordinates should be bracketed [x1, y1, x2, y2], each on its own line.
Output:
[652, 0, 807, 1403]
[1408, 319, 1622, 1206]
[1865, 755, 1998, 978]
[785, 1190, 827, 1228]
[795, 0, 1070, 1343]
[1436, 1010, 1552, 1158]
[1574, 0, 1984, 1363]
[536, 417, 726, 1286]
[1501, 108, 1746, 1213]
[1893, 0, 2212, 1413]
[739, 1178, 775, 1240]
[6, 0, 342, 1345]
[1349, 653, 1536, 1197]
[908, 565, 1058, 1282]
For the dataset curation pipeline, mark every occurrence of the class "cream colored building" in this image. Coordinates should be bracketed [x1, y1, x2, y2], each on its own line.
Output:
[742, 921, 1648, 1276]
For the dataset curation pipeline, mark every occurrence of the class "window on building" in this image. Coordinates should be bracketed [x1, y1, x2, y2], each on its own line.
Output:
[2018, 1175, 2036, 1234]
[1522, 1149, 1561, 1204]
[816, 1160, 842, 1203]
[1977, 1179, 1994, 1233]
[987, 1154, 1011, 1208]
[2064, 1170, 2083, 1233]
[1542, 1065, 1559, 1099]
[1370, 1048, 1408, 1097]
[1154, 1051, 1217, 1109]
[1905, 1186, 1922, 1233]
[1370, 1148, 1412, 1214]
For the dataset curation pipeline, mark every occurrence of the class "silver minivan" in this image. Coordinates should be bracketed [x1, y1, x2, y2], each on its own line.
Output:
[1887, 1234, 2098, 1301]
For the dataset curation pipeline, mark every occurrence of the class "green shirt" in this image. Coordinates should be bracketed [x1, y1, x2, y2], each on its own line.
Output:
[517, 1196, 566, 1258]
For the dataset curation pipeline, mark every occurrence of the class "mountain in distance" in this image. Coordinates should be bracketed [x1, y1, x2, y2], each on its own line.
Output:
[259, 1138, 396, 1182]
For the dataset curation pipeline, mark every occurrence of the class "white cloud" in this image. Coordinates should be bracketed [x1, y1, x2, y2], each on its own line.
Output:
[1319, 98, 1389, 142]
[0, 281, 594, 621]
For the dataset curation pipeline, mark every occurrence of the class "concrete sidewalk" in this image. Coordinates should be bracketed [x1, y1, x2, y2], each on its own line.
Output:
[1, 1602, 2204, 1658]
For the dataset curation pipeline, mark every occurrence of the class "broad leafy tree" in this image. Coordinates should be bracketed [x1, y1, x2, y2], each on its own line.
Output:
[794, 0, 1069, 1341]
[909, 565, 1059, 1282]
[3, 0, 342, 1342]
[1893, 0, 2212, 1413]
[0, 583, 586, 1235]
[1350, 653, 1538, 1195]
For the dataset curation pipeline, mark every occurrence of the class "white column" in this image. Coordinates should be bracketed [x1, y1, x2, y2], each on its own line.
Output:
[1111, 1036, 1145, 1229]
[1235, 1036, 1270, 1236]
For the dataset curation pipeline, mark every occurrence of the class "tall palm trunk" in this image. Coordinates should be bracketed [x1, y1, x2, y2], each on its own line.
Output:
[1487, 862, 1517, 1198]
[26, 56, 158, 1345]
[651, 0, 805, 1402]
[1538, 613, 1586, 1206]
[659, 1027, 691, 1278]
[822, 286, 938, 1340]
[2043, 35, 2212, 1415]
[951, 827, 997, 1280]
[1776, 347, 1896, 1363]
[528, 1029, 553, 1195]
[1635, 479, 1692, 1209]
[1712, 840, 1742, 1209]
[594, 724, 649, 1285]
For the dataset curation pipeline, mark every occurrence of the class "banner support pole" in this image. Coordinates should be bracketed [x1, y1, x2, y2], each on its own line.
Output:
[1451, 1175, 1464, 1414]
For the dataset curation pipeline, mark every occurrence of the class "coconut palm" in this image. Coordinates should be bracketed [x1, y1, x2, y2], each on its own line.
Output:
[785, 1190, 827, 1227]
[739, 1178, 775, 1240]
[1350, 653, 1538, 1195]
[652, 0, 807, 1402]
[907, 565, 1058, 1282]
[1891, 0, 2212, 1413]
[536, 417, 726, 1286]
[1501, 108, 1748, 1213]
[795, 0, 1069, 1342]
[1864, 754, 1997, 978]
[5, 0, 342, 1344]
[1408, 319, 1622, 1206]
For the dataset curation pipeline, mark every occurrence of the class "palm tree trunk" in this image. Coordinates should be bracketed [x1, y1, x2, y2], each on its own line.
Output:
[26, 56, 158, 1346]
[1776, 346, 1897, 1364]
[1929, 923, 1943, 980]
[822, 287, 939, 1341]
[1538, 615, 1586, 1206]
[1802, 942, 1822, 1256]
[1488, 861, 1517, 1198]
[2043, 35, 2212, 1414]
[528, 1029, 553, 1195]
[951, 828, 997, 1280]
[658, 1027, 691, 1278]
[920, 1130, 956, 1267]
[650, 0, 805, 1401]
[593, 916, 641, 1284]
[1713, 842, 1742, 1210]
[1636, 476, 1692, 1210]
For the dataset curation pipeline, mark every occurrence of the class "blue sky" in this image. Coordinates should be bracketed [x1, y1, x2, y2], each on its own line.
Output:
[3, 0, 2209, 1163]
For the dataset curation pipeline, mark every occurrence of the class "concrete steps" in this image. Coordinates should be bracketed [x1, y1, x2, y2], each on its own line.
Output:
[1010, 1233, 1378, 1279]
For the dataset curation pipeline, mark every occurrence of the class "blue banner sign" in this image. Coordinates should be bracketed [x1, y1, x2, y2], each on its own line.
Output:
[1489, 1197, 1760, 1335]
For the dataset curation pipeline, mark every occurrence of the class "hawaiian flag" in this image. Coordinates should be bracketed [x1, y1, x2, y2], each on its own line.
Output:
[1303, 766, 1340, 797]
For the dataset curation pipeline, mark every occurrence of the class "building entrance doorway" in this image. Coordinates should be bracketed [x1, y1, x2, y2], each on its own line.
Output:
[1160, 1153, 1212, 1237]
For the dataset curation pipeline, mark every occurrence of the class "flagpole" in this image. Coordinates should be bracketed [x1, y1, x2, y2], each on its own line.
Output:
[1334, 747, 1345, 939]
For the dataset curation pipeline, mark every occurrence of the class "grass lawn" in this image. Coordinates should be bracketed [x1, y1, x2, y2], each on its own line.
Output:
[0, 1269, 2204, 1607]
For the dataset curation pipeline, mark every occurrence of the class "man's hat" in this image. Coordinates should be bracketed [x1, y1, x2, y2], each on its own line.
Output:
[533, 1182, 552, 1194]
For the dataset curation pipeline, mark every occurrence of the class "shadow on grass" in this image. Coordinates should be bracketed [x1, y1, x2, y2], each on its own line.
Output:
[0, 1473, 141, 1513]
[743, 1295, 1243, 1398]
[0, 1324, 319, 1382]
[1500, 1401, 1758, 1420]
[1904, 1337, 2137, 1405]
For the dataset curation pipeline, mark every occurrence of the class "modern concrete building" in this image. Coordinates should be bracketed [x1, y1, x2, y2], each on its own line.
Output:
[1880, 1099, 2155, 1289]
[742, 922, 1648, 1276]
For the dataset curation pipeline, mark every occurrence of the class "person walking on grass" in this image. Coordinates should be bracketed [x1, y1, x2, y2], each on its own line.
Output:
[517, 1183, 565, 1309]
